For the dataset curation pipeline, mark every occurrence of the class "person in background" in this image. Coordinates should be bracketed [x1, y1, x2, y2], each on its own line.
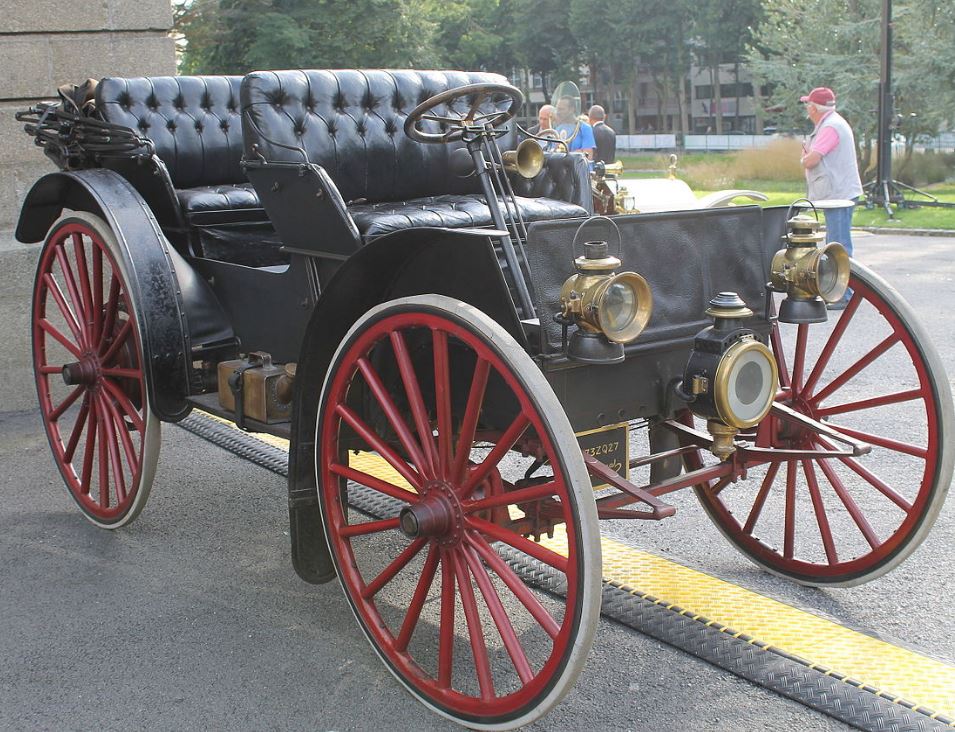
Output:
[555, 95, 595, 160]
[588, 104, 616, 164]
[527, 104, 554, 136]
[800, 86, 863, 309]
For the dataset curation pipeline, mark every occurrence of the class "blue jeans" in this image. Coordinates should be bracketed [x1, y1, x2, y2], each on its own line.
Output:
[824, 205, 854, 258]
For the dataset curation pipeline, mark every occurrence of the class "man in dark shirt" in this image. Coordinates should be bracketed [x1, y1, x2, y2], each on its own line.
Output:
[588, 104, 617, 163]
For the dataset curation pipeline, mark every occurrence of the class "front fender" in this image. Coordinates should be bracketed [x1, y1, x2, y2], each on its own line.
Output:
[286, 226, 524, 584]
[17, 170, 205, 421]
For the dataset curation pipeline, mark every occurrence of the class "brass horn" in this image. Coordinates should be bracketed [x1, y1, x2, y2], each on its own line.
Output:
[502, 138, 545, 178]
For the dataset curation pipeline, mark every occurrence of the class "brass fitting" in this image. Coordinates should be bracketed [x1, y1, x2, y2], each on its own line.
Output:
[707, 420, 739, 461]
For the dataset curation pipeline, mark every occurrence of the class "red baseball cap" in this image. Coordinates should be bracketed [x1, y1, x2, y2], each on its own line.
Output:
[800, 87, 836, 106]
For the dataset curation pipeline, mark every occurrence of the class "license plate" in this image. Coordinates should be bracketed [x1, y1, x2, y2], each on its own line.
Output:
[575, 422, 629, 489]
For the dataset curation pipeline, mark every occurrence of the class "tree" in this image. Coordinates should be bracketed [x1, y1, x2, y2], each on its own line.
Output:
[749, 0, 955, 175]
[175, 0, 436, 74]
[509, 0, 579, 98]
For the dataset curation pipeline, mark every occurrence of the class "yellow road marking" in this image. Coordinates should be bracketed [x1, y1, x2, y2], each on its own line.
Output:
[192, 413, 955, 722]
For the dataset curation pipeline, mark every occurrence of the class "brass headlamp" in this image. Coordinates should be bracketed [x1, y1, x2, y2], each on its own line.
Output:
[559, 240, 652, 363]
[771, 210, 850, 324]
[681, 293, 779, 460]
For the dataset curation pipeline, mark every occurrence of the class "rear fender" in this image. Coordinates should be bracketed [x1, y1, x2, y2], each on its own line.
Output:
[17, 170, 233, 421]
[287, 226, 524, 584]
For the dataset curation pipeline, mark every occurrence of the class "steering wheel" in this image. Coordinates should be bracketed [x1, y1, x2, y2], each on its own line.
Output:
[404, 83, 524, 144]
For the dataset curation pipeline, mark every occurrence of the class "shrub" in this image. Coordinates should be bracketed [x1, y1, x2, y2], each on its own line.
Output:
[893, 151, 955, 187]
[731, 139, 805, 183]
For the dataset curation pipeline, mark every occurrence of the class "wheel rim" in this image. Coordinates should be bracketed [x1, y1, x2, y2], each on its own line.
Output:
[319, 307, 589, 725]
[33, 220, 151, 524]
[695, 268, 947, 584]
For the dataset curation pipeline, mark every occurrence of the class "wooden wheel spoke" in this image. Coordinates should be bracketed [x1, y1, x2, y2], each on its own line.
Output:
[468, 531, 560, 639]
[432, 330, 453, 478]
[101, 366, 142, 380]
[329, 463, 418, 504]
[92, 245, 103, 344]
[462, 543, 535, 684]
[816, 436, 913, 511]
[464, 480, 559, 514]
[49, 385, 84, 422]
[99, 390, 139, 475]
[395, 545, 440, 652]
[80, 398, 98, 495]
[743, 462, 779, 535]
[467, 515, 568, 574]
[100, 275, 121, 348]
[42, 274, 85, 347]
[783, 460, 796, 559]
[335, 404, 423, 490]
[100, 319, 133, 365]
[437, 551, 456, 689]
[451, 548, 495, 701]
[825, 423, 928, 460]
[361, 537, 427, 599]
[71, 233, 94, 335]
[452, 358, 490, 484]
[770, 318, 791, 389]
[100, 379, 145, 433]
[813, 448, 881, 549]
[460, 413, 531, 498]
[802, 460, 837, 565]
[63, 398, 91, 463]
[791, 324, 808, 395]
[816, 388, 924, 417]
[54, 247, 90, 345]
[356, 357, 431, 477]
[390, 331, 439, 476]
[802, 293, 862, 396]
[97, 408, 110, 508]
[39, 318, 82, 359]
[97, 393, 128, 503]
[339, 516, 401, 538]
[810, 333, 899, 405]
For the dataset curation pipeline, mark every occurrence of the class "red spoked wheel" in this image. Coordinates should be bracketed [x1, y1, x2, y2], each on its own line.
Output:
[693, 262, 953, 586]
[32, 212, 160, 528]
[317, 295, 601, 729]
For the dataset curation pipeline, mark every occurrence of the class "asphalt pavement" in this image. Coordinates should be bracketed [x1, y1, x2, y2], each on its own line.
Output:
[1, 232, 952, 731]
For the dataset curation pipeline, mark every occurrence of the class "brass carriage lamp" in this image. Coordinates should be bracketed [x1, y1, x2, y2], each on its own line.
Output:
[560, 240, 653, 363]
[682, 293, 779, 460]
[771, 211, 850, 324]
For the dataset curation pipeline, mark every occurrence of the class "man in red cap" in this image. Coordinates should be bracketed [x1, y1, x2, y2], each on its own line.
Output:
[800, 86, 863, 308]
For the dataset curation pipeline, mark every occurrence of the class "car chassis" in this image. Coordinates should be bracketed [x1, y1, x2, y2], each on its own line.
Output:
[16, 71, 954, 729]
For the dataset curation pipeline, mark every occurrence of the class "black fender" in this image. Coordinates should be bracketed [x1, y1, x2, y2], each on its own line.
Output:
[287, 226, 525, 584]
[17, 169, 233, 422]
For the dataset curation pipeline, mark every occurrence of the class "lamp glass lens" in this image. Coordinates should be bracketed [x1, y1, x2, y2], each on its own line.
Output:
[725, 348, 775, 426]
[816, 252, 840, 297]
[602, 281, 637, 333]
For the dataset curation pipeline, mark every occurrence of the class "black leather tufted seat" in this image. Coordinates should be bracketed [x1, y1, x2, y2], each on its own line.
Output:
[96, 76, 264, 225]
[241, 69, 590, 243]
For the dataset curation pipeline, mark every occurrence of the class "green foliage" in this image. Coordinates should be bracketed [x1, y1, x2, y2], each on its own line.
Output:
[749, 0, 955, 161]
[176, 0, 437, 74]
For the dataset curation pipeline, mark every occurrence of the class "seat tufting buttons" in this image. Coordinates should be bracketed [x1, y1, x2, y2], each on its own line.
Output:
[195, 121, 203, 132]
[220, 120, 230, 131]
[167, 121, 177, 131]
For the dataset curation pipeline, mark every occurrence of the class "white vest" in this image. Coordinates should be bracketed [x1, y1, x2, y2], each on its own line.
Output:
[806, 111, 863, 201]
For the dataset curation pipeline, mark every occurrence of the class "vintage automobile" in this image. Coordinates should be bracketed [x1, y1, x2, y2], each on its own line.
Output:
[16, 70, 953, 729]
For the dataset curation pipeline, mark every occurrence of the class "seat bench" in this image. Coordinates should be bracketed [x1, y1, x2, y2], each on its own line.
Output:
[240, 69, 592, 250]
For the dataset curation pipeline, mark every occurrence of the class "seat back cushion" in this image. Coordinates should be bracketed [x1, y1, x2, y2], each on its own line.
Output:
[240, 69, 518, 203]
[96, 76, 245, 189]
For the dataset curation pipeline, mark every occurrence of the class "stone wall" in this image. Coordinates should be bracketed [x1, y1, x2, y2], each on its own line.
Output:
[0, 0, 175, 412]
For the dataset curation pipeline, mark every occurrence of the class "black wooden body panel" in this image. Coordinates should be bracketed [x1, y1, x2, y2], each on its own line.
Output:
[192, 256, 316, 363]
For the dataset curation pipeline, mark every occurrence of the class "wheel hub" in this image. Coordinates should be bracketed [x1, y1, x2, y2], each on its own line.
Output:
[61, 356, 99, 386]
[398, 481, 464, 545]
